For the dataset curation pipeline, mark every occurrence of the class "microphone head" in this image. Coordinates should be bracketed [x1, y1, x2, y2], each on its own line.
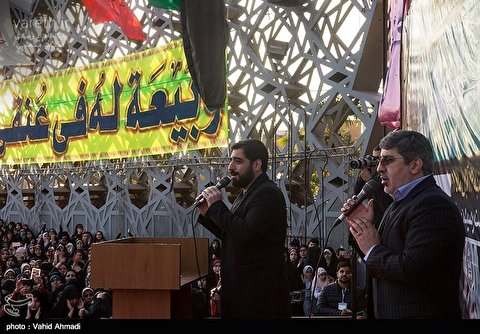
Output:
[217, 176, 231, 189]
[194, 176, 231, 208]
[362, 177, 383, 196]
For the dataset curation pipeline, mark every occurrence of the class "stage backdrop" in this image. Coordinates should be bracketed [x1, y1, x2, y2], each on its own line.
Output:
[0, 39, 228, 164]
[404, 0, 480, 319]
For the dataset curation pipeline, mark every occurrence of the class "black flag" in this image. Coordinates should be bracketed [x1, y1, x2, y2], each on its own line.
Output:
[181, 0, 228, 110]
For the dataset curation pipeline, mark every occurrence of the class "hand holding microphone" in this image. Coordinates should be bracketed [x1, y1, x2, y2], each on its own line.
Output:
[339, 177, 383, 254]
[334, 177, 382, 228]
[194, 176, 231, 208]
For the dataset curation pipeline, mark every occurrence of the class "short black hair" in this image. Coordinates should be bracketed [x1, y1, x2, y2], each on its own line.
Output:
[336, 261, 351, 271]
[231, 139, 269, 172]
[379, 130, 433, 174]
[289, 238, 300, 248]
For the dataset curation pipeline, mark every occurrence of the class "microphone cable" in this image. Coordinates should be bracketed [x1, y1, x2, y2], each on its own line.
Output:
[190, 208, 203, 283]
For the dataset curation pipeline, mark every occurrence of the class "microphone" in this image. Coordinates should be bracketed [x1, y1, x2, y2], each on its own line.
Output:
[194, 176, 231, 207]
[333, 177, 383, 227]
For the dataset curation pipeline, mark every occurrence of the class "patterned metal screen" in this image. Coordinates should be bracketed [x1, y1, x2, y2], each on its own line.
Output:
[0, 0, 383, 250]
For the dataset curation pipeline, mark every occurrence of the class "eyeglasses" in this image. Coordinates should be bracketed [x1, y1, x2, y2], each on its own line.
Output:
[378, 156, 406, 166]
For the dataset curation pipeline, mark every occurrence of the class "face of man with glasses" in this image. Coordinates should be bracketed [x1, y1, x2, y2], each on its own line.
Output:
[377, 147, 421, 195]
[299, 247, 308, 258]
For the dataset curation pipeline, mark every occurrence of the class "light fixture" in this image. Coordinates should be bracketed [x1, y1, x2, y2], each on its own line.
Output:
[267, 40, 289, 60]
[284, 83, 304, 99]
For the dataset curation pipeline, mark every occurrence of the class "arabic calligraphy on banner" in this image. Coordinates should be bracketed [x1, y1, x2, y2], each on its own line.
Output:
[0, 39, 229, 164]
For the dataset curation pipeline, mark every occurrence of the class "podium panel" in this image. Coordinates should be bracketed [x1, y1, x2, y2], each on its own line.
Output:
[91, 237, 208, 319]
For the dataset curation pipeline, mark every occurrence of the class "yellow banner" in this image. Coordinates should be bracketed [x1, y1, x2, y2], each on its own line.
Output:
[0, 40, 228, 164]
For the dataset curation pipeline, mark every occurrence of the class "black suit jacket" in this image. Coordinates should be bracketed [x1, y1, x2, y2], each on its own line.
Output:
[198, 172, 291, 319]
[367, 175, 465, 318]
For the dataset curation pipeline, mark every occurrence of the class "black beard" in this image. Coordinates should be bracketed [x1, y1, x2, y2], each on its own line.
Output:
[232, 166, 255, 188]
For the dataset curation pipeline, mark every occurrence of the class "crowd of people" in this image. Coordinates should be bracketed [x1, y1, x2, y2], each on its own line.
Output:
[191, 235, 364, 319]
[0, 221, 112, 319]
[1, 215, 355, 320]
[191, 239, 222, 318]
[284, 237, 364, 317]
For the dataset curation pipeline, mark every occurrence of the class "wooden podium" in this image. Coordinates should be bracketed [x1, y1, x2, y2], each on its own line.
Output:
[90, 237, 209, 319]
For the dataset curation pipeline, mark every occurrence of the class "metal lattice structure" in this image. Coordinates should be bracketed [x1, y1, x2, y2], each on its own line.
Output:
[0, 0, 383, 249]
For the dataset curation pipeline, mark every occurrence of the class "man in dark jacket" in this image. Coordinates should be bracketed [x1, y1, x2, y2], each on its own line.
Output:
[314, 261, 366, 316]
[197, 139, 291, 319]
[343, 130, 465, 319]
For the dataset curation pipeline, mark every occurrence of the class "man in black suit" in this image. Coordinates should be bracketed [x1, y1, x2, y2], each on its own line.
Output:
[197, 139, 291, 319]
[342, 130, 465, 319]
